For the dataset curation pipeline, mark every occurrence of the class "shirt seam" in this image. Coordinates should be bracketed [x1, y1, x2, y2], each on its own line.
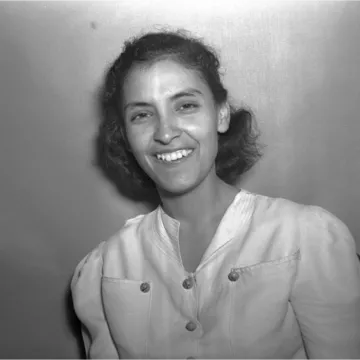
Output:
[231, 249, 301, 274]
[151, 218, 183, 266]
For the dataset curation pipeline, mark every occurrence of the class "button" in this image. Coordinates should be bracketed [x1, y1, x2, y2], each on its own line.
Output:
[182, 277, 194, 289]
[185, 321, 197, 332]
[228, 270, 239, 282]
[140, 282, 150, 293]
[187, 357, 196, 359]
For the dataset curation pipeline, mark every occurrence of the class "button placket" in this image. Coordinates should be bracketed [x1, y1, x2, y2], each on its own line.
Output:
[182, 273, 200, 340]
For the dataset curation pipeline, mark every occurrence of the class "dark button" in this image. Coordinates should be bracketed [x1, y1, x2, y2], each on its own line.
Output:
[140, 282, 150, 293]
[187, 357, 196, 359]
[182, 277, 194, 290]
[185, 321, 197, 332]
[228, 270, 239, 282]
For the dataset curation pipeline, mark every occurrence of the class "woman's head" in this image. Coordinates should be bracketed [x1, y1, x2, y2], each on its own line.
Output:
[100, 29, 262, 196]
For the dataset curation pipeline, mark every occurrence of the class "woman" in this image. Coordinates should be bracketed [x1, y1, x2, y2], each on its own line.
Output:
[71, 30, 360, 359]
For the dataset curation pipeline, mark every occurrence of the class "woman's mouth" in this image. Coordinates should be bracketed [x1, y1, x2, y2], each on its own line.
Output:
[155, 149, 194, 164]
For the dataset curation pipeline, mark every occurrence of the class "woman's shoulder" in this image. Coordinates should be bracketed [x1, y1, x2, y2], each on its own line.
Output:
[244, 189, 345, 226]
[71, 209, 158, 291]
[244, 189, 355, 251]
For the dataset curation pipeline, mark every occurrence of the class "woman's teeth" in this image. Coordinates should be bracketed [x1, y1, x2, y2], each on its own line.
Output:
[156, 149, 193, 162]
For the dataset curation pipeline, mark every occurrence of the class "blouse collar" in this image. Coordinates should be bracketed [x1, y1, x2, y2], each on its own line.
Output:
[153, 189, 255, 271]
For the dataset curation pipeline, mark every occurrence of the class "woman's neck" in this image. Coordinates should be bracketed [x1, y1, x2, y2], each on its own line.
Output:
[158, 172, 239, 227]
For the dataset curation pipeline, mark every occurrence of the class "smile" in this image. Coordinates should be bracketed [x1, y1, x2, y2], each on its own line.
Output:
[155, 149, 194, 163]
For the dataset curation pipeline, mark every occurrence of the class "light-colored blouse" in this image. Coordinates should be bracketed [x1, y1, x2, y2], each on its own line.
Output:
[71, 189, 360, 359]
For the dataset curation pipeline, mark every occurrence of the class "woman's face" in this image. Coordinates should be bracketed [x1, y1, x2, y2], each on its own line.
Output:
[122, 59, 230, 195]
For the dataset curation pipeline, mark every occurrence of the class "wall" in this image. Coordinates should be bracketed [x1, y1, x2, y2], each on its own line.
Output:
[0, 1, 359, 358]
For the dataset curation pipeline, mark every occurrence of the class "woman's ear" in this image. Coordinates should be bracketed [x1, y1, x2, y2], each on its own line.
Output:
[217, 102, 231, 133]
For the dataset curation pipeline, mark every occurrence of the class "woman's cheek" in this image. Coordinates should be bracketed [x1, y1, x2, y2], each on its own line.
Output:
[127, 125, 152, 152]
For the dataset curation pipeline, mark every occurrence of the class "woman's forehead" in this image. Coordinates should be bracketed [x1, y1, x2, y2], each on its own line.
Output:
[123, 59, 209, 101]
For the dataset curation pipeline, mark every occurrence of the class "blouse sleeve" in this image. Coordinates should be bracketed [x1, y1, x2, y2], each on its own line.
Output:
[71, 242, 119, 359]
[290, 206, 360, 359]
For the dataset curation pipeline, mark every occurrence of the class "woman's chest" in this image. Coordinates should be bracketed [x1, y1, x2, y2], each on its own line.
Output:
[178, 227, 214, 273]
[101, 245, 302, 359]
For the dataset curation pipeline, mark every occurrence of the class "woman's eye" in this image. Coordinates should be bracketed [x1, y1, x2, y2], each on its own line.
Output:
[131, 112, 151, 122]
[178, 103, 199, 112]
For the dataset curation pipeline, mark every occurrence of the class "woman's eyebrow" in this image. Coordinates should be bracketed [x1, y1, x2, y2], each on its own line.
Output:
[124, 101, 152, 111]
[124, 88, 203, 111]
[170, 88, 203, 101]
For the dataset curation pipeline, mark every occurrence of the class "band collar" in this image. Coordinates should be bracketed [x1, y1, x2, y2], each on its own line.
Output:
[153, 189, 255, 268]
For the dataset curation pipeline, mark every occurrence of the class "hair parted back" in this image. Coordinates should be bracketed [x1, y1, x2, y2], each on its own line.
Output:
[99, 29, 262, 194]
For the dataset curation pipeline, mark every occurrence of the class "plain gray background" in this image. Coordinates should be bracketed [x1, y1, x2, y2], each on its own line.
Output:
[1, 1, 359, 358]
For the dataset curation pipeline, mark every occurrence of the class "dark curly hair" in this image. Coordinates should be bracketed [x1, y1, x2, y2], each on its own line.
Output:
[99, 29, 262, 195]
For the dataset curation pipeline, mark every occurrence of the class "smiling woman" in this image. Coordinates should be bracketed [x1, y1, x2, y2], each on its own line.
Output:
[71, 29, 360, 359]
[122, 59, 233, 196]
[99, 31, 261, 197]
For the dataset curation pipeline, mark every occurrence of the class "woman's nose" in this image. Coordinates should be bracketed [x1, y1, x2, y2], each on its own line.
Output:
[153, 114, 181, 145]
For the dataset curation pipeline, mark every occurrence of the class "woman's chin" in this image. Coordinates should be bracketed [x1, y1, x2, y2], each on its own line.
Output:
[156, 180, 199, 197]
